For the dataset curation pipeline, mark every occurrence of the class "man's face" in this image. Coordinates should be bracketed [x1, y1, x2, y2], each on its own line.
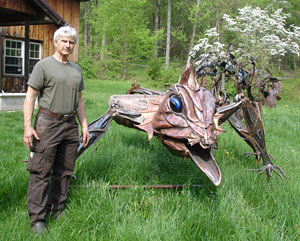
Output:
[54, 36, 75, 56]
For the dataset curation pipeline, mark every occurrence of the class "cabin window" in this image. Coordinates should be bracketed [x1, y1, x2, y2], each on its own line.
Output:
[4, 39, 23, 75]
[4, 39, 41, 76]
[29, 42, 42, 73]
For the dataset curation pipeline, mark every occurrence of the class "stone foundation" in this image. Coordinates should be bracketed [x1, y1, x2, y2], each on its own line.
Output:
[0, 93, 26, 111]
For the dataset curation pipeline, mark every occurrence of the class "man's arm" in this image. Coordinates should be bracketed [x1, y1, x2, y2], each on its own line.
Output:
[76, 92, 90, 147]
[23, 86, 40, 149]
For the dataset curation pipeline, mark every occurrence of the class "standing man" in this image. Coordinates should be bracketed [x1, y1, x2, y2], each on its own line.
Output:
[23, 25, 89, 234]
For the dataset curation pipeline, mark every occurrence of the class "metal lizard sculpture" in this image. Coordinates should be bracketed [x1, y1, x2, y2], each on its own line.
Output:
[76, 57, 286, 186]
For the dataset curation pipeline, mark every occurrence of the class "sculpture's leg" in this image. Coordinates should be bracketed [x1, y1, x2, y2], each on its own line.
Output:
[76, 109, 113, 159]
[228, 108, 261, 160]
[228, 99, 287, 179]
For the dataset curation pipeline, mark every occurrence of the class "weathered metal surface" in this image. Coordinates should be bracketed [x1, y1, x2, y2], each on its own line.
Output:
[77, 54, 286, 186]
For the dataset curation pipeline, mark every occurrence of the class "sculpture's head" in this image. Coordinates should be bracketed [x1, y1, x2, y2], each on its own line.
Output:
[151, 63, 224, 185]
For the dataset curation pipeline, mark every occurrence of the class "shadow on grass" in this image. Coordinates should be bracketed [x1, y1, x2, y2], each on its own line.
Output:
[73, 123, 218, 198]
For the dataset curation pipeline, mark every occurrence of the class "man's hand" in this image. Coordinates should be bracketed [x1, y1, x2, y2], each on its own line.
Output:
[76, 92, 90, 148]
[24, 126, 39, 149]
[23, 86, 40, 149]
[81, 125, 90, 148]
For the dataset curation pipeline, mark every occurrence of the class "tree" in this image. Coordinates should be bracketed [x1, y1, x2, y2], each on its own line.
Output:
[165, 0, 172, 69]
[83, 2, 88, 56]
[189, 0, 200, 52]
[191, 5, 300, 73]
[153, 0, 162, 59]
[222, 6, 300, 68]
[79, 0, 300, 79]
[190, 27, 225, 67]
[86, 0, 155, 78]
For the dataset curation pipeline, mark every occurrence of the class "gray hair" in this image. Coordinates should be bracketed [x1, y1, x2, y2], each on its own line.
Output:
[54, 25, 77, 43]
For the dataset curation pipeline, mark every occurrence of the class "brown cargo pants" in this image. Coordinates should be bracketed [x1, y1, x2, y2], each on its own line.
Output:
[27, 111, 79, 225]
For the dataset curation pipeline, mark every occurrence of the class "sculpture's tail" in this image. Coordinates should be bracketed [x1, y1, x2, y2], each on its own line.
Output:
[76, 109, 113, 160]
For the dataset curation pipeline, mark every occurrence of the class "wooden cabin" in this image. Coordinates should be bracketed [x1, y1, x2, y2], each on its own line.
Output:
[0, 0, 88, 93]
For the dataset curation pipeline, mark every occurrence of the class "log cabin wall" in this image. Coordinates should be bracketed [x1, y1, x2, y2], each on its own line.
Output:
[0, 0, 81, 92]
[0, 0, 37, 14]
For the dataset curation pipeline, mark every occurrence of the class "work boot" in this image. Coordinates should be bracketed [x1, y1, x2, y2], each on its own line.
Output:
[31, 221, 48, 235]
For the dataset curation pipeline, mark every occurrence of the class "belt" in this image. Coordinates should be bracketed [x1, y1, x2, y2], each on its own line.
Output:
[38, 107, 76, 121]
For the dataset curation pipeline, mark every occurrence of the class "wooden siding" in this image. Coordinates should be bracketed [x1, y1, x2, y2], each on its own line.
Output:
[0, 76, 25, 93]
[0, 0, 81, 92]
[0, 0, 37, 15]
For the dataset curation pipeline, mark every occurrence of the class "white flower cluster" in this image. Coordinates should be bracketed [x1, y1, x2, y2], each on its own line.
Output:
[191, 6, 300, 69]
[222, 6, 300, 60]
[190, 28, 226, 67]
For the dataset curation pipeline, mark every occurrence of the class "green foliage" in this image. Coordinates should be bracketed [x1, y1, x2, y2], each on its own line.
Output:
[97, 54, 124, 80]
[78, 56, 97, 79]
[146, 60, 185, 87]
[81, 0, 155, 79]
[278, 76, 300, 103]
[147, 58, 163, 82]
[80, 0, 300, 78]
[160, 65, 183, 85]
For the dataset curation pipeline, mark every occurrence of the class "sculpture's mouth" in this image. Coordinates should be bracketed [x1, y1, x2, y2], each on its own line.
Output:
[187, 143, 221, 186]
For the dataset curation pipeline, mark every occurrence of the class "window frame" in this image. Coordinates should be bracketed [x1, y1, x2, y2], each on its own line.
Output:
[29, 42, 42, 74]
[4, 39, 24, 76]
[3, 38, 42, 76]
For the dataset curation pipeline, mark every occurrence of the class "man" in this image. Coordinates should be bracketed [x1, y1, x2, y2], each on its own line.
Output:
[23, 25, 89, 234]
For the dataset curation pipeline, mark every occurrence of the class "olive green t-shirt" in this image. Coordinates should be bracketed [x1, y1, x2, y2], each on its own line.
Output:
[28, 56, 84, 114]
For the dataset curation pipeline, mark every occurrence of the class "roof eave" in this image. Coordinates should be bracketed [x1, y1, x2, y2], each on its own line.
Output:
[31, 0, 67, 27]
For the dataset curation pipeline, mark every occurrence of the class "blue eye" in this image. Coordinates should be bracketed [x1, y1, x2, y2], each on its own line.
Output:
[169, 96, 183, 113]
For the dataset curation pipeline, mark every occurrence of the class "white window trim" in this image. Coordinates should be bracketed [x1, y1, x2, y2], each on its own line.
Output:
[29, 42, 42, 60]
[4, 39, 24, 76]
[4, 39, 42, 76]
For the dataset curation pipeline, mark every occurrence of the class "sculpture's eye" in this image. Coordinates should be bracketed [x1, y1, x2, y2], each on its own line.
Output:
[169, 95, 183, 113]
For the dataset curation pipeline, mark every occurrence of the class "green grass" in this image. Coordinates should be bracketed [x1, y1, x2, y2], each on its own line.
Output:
[1, 78, 300, 240]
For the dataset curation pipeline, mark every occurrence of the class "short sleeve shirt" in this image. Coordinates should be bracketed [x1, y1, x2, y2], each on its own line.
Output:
[28, 56, 84, 114]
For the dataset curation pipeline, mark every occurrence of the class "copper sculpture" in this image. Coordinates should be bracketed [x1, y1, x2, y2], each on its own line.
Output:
[76, 53, 287, 186]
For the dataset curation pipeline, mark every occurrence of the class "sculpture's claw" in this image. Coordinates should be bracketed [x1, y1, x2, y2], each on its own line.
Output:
[268, 154, 274, 159]
[272, 166, 288, 180]
[246, 163, 288, 180]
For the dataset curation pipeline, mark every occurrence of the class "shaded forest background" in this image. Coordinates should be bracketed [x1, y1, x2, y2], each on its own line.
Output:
[79, 0, 300, 82]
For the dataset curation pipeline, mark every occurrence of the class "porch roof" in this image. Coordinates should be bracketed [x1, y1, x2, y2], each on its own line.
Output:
[0, 0, 88, 27]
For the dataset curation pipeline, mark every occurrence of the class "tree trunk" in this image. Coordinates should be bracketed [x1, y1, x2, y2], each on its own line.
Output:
[100, 33, 106, 61]
[284, 54, 288, 69]
[181, 21, 185, 60]
[189, 0, 200, 52]
[165, 0, 171, 70]
[153, 0, 161, 59]
[277, 58, 281, 73]
[88, 26, 92, 57]
[123, 42, 128, 79]
[84, 2, 88, 57]
[94, 0, 99, 63]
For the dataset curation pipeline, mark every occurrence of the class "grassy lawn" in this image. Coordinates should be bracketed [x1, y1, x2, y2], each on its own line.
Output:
[0, 76, 300, 240]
